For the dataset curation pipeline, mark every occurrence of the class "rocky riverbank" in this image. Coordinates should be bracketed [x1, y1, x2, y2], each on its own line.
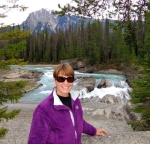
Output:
[0, 68, 43, 93]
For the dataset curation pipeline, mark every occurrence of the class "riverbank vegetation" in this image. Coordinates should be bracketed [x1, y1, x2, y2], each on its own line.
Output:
[0, 80, 27, 138]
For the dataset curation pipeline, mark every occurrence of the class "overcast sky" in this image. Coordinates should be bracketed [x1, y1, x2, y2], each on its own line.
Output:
[0, 0, 72, 25]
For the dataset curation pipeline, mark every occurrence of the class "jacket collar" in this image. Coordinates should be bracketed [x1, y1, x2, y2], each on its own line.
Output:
[53, 87, 79, 106]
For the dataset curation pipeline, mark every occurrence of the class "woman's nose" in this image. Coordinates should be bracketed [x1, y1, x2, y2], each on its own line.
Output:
[63, 79, 69, 84]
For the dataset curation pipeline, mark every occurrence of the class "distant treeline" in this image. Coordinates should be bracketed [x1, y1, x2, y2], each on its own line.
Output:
[23, 18, 149, 66]
[0, 18, 149, 66]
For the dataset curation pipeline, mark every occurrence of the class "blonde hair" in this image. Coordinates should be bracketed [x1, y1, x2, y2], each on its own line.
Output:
[53, 63, 74, 78]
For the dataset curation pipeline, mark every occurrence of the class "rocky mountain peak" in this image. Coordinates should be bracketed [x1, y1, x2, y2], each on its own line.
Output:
[21, 8, 91, 33]
[22, 8, 58, 32]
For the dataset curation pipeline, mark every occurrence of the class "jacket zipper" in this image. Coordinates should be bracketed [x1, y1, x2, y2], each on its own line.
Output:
[69, 110, 77, 139]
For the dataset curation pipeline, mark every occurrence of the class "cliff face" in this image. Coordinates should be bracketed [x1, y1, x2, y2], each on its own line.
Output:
[21, 8, 89, 33]
[22, 9, 58, 33]
[20, 8, 116, 34]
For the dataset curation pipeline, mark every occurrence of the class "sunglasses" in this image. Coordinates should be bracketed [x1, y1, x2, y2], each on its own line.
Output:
[55, 76, 74, 83]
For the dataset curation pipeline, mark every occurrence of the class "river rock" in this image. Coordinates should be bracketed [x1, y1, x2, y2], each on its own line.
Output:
[0, 69, 43, 93]
[97, 78, 112, 88]
[60, 59, 86, 70]
[91, 104, 128, 120]
[76, 76, 96, 92]
[77, 61, 85, 69]
[100, 94, 116, 104]
[81, 94, 130, 120]
[97, 78, 106, 88]
[100, 94, 127, 104]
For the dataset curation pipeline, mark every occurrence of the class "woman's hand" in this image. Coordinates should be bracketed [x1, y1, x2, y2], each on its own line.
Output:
[96, 128, 107, 136]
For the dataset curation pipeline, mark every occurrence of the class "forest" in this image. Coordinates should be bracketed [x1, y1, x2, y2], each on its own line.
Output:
[0, 0, 149, 137]
[0, 18, 149, 66]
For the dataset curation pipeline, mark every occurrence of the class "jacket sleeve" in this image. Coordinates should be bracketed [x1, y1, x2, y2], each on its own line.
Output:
[82, 119, 96, 136]
[28, 106, 50, 144]
[76, 97, 96, 136]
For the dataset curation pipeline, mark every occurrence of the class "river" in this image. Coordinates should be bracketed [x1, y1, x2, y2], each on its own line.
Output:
[10, 65, 132, 103]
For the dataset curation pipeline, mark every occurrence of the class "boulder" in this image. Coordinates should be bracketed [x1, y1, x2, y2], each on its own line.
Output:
[20, 70, 42, 79]
[97, 78, 106, 88]
[0, 69, 43, 93]
[105, 79, 112, 87]
[79, 67, 96, 73]
[100, 94, 116, 104]
[77, 61, 85, 69]
[77, 76, 96, 92]
[100, 94, 128, 104]
[97, 78, 112, 88]
[60, 59, 86, 70]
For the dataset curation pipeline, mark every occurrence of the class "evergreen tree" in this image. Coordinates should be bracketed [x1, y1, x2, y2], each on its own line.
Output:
[144, 11, 150, 67]
[93, 20, 103, 64]
[87, 21, 94, 64]
[0, 24, 29, 139]
[0, 80, 27, 138]
[130, 67, 150, 131]
[76, 25, 83, 59]
[44, 28, 51, 62]
[136, 15, 144, 58]
[0, 28, 30, 62]
[103, 19, 111, 63]
[110, 22, 131, 64]
[72, 23, 79, 58]
[59, 43, 66, 60]
[129, 7, 150, 131]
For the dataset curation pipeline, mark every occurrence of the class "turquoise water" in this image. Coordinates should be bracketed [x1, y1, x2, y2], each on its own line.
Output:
[10, 65, 131, 103]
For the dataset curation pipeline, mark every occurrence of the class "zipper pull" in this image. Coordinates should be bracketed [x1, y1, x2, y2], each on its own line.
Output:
[75, 128, 77, 139]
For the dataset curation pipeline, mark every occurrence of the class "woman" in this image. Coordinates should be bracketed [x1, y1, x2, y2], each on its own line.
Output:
[28, 63, 107, 144]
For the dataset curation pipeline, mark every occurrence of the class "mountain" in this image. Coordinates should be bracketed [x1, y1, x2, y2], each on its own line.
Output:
[21, 8, 91, 33]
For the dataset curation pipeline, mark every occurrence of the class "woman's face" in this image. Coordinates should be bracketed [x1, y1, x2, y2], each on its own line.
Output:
[54, 73, 74, 97]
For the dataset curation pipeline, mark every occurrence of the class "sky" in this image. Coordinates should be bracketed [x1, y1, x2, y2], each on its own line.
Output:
[0, 0, 141, 25]
[0, 0, 72, 25]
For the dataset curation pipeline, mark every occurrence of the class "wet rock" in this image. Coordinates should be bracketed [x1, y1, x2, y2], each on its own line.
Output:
[97, 78, 112, 88]
[77, 76, 96, 92]
[97, 78, 106, 88]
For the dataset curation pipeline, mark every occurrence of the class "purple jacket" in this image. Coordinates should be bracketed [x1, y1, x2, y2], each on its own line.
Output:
[28, 88, 96, 144]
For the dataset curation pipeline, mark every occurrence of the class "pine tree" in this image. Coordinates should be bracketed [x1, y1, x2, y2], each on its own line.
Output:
[87, 21, 94, 64]
[0, 27, 30, 68]
[0, 81, 27, 137]
[76, 25, 83, 59]
[110, 22, 131, 64]
[0, 26, 30, 138]
[130, 67, 150, 131]
[103, 18, 111, 63]
[144, 11, 150, 67]
[129, 9, 150, 131]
